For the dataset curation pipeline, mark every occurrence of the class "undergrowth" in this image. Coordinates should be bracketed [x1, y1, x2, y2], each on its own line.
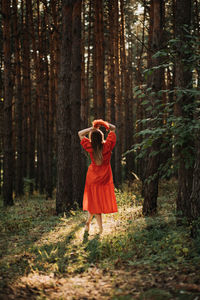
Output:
[0, 181, 200, 299]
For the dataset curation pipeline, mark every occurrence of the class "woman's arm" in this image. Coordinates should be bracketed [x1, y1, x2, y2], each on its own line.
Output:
[78, 126, 93, 140]
[108, 123, 116, 132]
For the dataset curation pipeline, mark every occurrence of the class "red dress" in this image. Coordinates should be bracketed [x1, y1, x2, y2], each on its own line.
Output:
[80, 131, 118, 214]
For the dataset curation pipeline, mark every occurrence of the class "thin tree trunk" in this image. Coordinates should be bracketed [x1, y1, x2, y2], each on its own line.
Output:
[27, 0, 41, 194]
[143, 0, 165, 215]
[81, 0, 87, 128]
[13, 0, 24, 197]
[25, 0, 35, 195]
[56, 0, 73, 213]
[94, 0, 105, 119]
[71, 0, 83, 207]
[50, 0, 60, 108]
[80, 0, 87, 190]
[108, 0, 116, 179]
[36, 0, 51, 198]
[114, 0, 122, 187]
[175, 0, 193, 219]
[2, 0, 14, 206]
[49, 6, 56, 195]
[120, 0, 134, 180]
[43, 2, 53, 198]
[85, 0, 92, 125]
[21, 0, 31, 182]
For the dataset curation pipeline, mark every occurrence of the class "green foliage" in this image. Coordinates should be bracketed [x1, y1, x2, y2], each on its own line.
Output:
[127, 28, 200, 180]
[131, 89, 198, 178]
[115, 186, 142, 207]
[99, 215, 199, 269]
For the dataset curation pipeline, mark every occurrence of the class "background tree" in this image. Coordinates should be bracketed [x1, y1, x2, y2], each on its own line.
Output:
[71, 0, 83, 207]
[13, 0, 24, 197]
[174, 0, 194, 219]
[2, 0, 14, 206]
[93, 0, 105, 119]
[56, 0, 73, 213]
[143, 0, 165, 215]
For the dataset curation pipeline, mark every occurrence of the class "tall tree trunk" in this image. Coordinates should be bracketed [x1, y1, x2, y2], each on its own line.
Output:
[2, 0, 14, 206]
[188, 0, 199, 235]
[85, 0, 92, 125]
[27, 0, 41, 194]
[135, 1, 146, 183]
[25, 0, 35, 195]
[114, 0, 122, 187]
[13, 0, 24, 197]
[139, 0, 154, 193]
[50, 0, 60, 109]
[108, 0, 116, 179]
[49, 5, 57, 195]
[36, 0, 51, 198]
[56, 0, 73, 213]
[120, 0, 134, 180]
[143, 0, 164, 215]
[81, 0, 87, 128]
[175, 0, 193, 218]
[71, 0, 83, 207]
[43, 3, 53, 198]
[21, 0, 31, 182]
[94, 0, 105, 119]
[80, 0, 87, 192]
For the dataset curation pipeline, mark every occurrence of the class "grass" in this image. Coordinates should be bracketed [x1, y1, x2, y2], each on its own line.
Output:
[0, 181, 200, 299]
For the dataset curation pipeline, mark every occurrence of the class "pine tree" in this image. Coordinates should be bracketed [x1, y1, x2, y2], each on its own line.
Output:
[2, 0, 14, 206]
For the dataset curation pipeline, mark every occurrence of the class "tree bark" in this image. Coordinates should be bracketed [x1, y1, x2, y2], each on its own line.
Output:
[143, 0, 164, 215]
[25, 0, 35, 195]
[120, 0, 134, 181]
[114, 0, 122, 187]
[56, 0, 73, 213]
[71, 0, 83, 207]
[13, 0, 24, 197]
[2, 0, 14, 206]
[108, 0, 116, 179]
[93, 0, 105, 119]
[175, 0, 193, 218]
[21, 0, 31, 182]
[85, 0, 92, 126]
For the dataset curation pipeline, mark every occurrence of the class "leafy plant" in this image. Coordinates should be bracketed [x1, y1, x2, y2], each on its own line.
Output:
[125, 30, 200, 180]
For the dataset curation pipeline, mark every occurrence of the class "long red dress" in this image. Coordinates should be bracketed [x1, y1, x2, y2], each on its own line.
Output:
[80, 131, 118, 214]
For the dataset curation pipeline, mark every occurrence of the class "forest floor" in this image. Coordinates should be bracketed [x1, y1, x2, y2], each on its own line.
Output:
[0, 180, 200, 300]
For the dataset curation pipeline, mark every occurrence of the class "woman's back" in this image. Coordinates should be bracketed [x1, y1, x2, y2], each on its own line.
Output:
[81, 131, 116, 166]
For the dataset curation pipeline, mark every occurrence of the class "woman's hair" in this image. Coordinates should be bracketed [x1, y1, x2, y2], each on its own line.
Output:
[91, 130, 103, 165]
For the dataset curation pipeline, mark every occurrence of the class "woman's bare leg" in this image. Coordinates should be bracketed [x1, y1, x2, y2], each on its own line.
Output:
[95, 214, 103, 233]
[85, 212, 94, 232]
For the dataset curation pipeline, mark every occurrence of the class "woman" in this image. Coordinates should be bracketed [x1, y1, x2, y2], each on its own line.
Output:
[78, 119, 117, 234]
